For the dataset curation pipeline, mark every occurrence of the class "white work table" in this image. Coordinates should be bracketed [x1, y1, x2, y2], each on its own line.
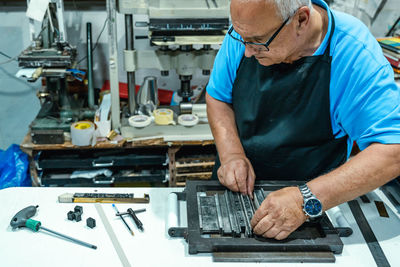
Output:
[1, 186, 400, 267]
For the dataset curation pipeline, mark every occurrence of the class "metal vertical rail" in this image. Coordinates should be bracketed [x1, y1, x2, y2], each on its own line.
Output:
[87, 22, 95, 108]
[107, 0, 121, 129]
[125, 14, 136, 115]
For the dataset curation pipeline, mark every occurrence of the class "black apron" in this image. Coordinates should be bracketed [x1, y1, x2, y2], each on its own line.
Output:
[212, 13, 347, 181]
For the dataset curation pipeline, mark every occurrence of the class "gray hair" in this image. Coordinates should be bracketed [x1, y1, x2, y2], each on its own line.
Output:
[269, 0, 313, 20]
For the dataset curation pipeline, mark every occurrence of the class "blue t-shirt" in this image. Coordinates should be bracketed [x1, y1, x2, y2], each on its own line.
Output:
[206, 0, 400, 157]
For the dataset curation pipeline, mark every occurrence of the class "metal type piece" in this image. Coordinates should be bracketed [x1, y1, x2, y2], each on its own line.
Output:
[218, 194, 232, 235]
[247, 195, 256, 213]
[224, 190, 240, 236]
[74, 206, 83, 214]
[227, 190, 243, 235]
[231, 192, 246, 233]
[253, 189, 265, 209]
[217, 193, 232, 235]
[348, 200, 390, 267]
[74, 212, 82, 222]
[87, 217, 96, 229]
[260, 188, 267, 198]
[67, 211, 75, 221]
[199, 196, 219, 233]
[239, 194, 253, 237]
[214, 194, 223, 233]
[197, 192, 203, 230]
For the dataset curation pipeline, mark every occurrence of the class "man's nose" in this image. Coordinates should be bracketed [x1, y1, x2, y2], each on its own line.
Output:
[244, 45, 258, 57]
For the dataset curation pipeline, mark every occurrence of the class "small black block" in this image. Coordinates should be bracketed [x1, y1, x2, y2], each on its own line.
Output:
[74, 212, 82, 222]
[67, 211, 75, 221]
[86, 217, 96, 229]
[74, 205, 83, 214]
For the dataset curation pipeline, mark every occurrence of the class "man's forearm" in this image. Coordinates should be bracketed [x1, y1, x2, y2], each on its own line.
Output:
[206, 92, 244, 162]
[308, 143, 400, 210]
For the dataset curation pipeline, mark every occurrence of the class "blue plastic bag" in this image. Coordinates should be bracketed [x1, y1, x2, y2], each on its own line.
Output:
[0, 144, 31, 189]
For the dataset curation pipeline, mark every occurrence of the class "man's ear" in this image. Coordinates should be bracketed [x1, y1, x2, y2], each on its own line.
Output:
[295, 6, 311, 34]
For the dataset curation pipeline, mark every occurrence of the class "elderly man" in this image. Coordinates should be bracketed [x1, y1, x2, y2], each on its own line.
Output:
[206, 0, 400, 240]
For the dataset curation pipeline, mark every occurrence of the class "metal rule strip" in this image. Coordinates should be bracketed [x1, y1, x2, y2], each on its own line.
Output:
[348, 200, 390, 267]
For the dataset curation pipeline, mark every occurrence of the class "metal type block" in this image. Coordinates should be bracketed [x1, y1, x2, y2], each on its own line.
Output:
[254, 189, 266, 209]
[74, 212, 82, 222]
[231, 192, 246, 233]
[226, 190, 242, 236]
[217, 193, 232, 235]
[199, 196, 219, 233]
[239, 194, 254, 237]
[214, 194, 223, 233]
[67, 211, 75, 221]
[87, 217, 96, 229]
[74, 205, 83, 214]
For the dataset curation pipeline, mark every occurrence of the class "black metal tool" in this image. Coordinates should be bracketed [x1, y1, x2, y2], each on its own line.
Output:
[112, 204, 134, 236]
[10, 205, 97, 249]
[127, 208, 144, 231]
[116, 208, 146, 232]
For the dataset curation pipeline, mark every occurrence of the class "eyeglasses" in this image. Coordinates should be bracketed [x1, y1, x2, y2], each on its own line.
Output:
[228, 17, 290, 52]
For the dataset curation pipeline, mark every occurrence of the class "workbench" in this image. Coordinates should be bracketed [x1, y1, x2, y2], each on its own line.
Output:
[20, 128, 215, 187]
[1, 186, 400, 266]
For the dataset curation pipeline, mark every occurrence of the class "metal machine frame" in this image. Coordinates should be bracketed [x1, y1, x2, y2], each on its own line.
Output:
[106, 0, 230, 130]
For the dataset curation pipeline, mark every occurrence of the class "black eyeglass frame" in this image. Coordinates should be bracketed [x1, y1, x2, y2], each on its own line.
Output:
[228, 16, 290, 51]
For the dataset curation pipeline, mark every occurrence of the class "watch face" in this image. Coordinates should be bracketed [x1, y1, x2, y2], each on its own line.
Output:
[304, 198, 322, 216]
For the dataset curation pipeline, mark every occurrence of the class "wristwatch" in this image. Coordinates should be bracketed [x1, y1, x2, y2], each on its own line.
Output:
[298, 184, 323, 218]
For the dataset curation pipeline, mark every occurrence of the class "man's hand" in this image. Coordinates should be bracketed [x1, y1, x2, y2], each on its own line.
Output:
[217, 153, 256, 196]
[251, 186, 307, 240]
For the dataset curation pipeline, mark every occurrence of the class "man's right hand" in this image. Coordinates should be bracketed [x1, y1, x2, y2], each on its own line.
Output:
[217, 153, 256, 196]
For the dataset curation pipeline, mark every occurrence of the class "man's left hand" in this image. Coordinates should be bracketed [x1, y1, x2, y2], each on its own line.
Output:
[251, 186, 307, 240]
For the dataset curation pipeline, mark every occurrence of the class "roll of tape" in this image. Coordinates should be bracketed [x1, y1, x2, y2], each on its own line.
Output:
[154, 108, 175, 125]
[178, 114, 199, 127]
[129, 115, 152, 128]
[70, 121, 95, 146]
